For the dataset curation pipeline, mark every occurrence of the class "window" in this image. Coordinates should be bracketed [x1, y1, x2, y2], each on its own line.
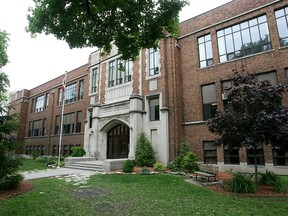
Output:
[91, 68, 98, 93]
[221, 80, 233, 111]
[42, 118, 47, 136]
[32, 120, 43, 137]
[198, 34, 213, 68]
[217, 15, 271, 63]
[149, 97, 160, 121]
[149, 48, 159, 76]
[45, 93, 49, 110]
[28, 122, 32, 137]
[256, 71, 278, 86]
[64, 83, 77, 104]
[108, 59, 132, 87]
[76, 111, 82, 133]
[63, 113, 75, 134]
[89, 109, 93, 128]
[273, 147, 288, 166]
[78, 80, 84, 100]
[31, 98, 35, 113]
[275, 7, 288, 47]
[202, 84, 217, 120]
[247, 145, 265, 165]
[203, 141, 217, 164]
[55, 115, 60, 135]
[224, 147, 240, 164]
[35, 95, 45, 112]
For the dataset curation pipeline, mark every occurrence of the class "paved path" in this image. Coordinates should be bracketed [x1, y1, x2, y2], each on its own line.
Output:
[22, 168, 96, 180]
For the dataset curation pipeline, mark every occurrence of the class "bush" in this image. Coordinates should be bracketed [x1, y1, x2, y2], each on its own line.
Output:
[181, 152, 198, 173]
[167, 161, 178, 172]
[153, 162, 164, 171]
[228, 173, 256, 194]
[71, 147, 86, 157]
[173, 141, 190, 171]
[140, 167, 151, 175]
[122, 160, 134, 173]
[259, 170, 277, 186]
[0, 174, 23, 190]
[274, 177, 288, 193]
[31, 149, 40, 159]
[135, 132, 156, 167]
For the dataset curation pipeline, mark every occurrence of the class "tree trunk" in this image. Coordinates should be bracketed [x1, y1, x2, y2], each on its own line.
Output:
[254, 149, 258, 185]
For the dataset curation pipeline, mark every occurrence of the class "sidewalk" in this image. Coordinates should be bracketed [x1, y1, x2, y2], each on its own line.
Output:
[22, 168, 96, 180]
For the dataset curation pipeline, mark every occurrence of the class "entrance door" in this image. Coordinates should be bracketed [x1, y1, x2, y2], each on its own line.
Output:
[107, 124, 129, 159]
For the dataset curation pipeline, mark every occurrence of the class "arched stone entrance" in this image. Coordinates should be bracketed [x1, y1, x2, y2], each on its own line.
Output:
[107, 124, 129, 159]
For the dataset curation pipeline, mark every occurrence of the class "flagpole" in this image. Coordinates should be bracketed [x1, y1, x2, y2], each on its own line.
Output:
[57, 72, 67, 168]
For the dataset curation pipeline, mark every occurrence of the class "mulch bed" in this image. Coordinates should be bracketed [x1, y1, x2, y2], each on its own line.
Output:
[0, 181, 33, 201]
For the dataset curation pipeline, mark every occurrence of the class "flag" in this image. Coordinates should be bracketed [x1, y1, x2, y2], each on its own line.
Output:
[62, 71, 67, 93]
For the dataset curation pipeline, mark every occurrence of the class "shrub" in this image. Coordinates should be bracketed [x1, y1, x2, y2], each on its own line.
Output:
[140, 167, 151, 175]
[259, 170, 277, 186]
[122, 160, 134, 173]
[228, 173, 256, 194]
[173, 141, 190, 170]
[0, 174, 23, 190]
[181, 152, 198, 173]
[35, 156, 50, 164]
[274, 177, 288, 193]
[31, 149, 40, 159]
[71, 147, 86, 157]
[167, 161, 178, 172]
[153, 162, 164, 171]
[135, 132, 156, 167]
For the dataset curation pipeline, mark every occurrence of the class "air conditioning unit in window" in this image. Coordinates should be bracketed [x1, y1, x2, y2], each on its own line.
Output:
[222, 93, 229, 100]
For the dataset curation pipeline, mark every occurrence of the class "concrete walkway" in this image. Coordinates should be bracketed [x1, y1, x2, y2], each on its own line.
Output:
[22, 168, 97, 180]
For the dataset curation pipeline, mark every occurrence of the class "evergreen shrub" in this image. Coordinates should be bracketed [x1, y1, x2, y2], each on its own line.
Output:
[135, 132, 156, 167]
[71, 147, 86, 157]
[122, 160, 134, 173]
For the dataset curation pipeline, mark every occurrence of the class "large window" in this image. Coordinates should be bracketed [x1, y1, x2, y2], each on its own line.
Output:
[149, 48, 159, 76]
[203, 141, 217, 164]
[217, 15, 271, 63]
[108, 59, 132, 87]
[58, 83, 77, 105]
[32, 119, 43, 137]
[247, 145, 265, 165]
[76, 111, 82, 133]
[35, 95, 45, 112]
[63, 113, 75, 134]
[91, 68, 98, 93]
[275, 7, 288, 47]
[198, 34, 213, 68]
[224, 147, 240, 164]
[273, 147, 288, 166]
[202, 84, 217, 120]
[149, 96, 160, 121]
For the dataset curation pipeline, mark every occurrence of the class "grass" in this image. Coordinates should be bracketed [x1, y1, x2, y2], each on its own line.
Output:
[18, 158, 49, 172]
[1, 174, 288, 216]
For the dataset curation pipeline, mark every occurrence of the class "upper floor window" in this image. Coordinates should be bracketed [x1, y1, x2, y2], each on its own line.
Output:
[217, 15, 271, 63]
[63, 112, 75, 134]
[198, 34, 213, 68]
[275, 7, 288, 47]
[149, 48, 159, 76]
[108, 59, 132, 87]
[35, 95, 45, 112]
[91, 68, 98, 93]
[58, 83, 77, 105]
[78, 80, 84, 100]
[28, 119, 45, 137]
[149, 96, 160, 121]
[45, 93, 49, 110]
[202, 84, 217, 121]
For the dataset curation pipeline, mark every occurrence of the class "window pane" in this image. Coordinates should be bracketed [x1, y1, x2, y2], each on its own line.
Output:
[199, 43, 206, 61]
[241, 28, 251, 45]
[218, 37, 226, 56]
[250, 26, 260, 43]
[225, 34, 234, 53]
[202, 84, 216, 104]
[206, 41, 213, 59]
[276, 17, 288, 39]
[256, 72, 278, 85]
[233, 31, 242, 51]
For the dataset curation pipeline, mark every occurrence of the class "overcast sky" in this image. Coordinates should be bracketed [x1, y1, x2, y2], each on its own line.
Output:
[0, 0, 232, 92]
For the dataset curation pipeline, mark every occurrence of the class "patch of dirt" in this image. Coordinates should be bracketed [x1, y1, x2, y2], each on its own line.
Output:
[0, 181, 33, 200]
[74, 187, 110, 198]
[208, 171, 288, 197]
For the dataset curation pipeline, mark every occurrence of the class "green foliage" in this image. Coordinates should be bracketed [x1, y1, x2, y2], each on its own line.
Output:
[0, 174, 23, 190]
[122, 160, 134, 173]
[140, 167, 151, 175]
[181, 152, 198, 173]
[167, 161, 178, 172]
[259, 170, 277, 186]
[274, 177, 288, 193]
[0, 30, 9, 68]
[31, 149, 40, 159]
[135, 132, 156, 167]
[153, 162, 164, 171]
[228, 173, 256, 194]
[71, 147, 86, 157]
[26, 0, 188, 60]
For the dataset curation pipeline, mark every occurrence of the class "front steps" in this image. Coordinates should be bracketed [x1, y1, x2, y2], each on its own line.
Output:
[65, 160, 104, 172]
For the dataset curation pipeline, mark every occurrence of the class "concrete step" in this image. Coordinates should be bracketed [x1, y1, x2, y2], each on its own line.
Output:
[65, 165, 104, 172]
[65, 161, 104, 172]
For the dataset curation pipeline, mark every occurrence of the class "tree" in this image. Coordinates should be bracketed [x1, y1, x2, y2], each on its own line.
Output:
[208, 67, 288, 184]
[135, 132, 156, 167]
[26, 0, 188, 60]
[0, 30, 23, 190]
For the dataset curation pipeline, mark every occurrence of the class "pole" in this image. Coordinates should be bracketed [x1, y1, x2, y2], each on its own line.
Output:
[57, 94, 65, 168]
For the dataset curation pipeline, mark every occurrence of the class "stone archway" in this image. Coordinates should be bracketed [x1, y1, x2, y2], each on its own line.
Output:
[107, 124, 129, 159]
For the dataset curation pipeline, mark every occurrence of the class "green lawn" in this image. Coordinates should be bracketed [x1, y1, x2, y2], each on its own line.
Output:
[19, 158, 49, 172]
[1, 174, 287, 216]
